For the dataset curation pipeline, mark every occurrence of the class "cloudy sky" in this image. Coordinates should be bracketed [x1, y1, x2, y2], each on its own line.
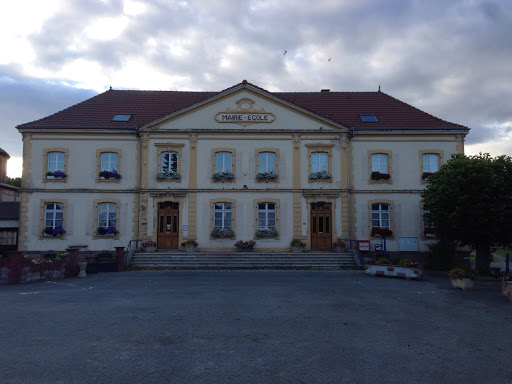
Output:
[1, 0, 511, 177]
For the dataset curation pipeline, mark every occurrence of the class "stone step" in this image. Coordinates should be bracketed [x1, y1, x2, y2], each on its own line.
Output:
[130, 251, 357, 270]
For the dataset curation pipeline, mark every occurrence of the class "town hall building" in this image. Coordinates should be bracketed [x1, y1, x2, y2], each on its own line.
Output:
[16, 80, 469, 253]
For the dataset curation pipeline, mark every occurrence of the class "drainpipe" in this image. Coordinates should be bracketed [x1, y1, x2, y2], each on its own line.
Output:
[136, 127, 141, 241]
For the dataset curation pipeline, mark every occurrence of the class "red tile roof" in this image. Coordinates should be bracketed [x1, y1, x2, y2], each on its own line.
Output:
[17, 81, 468, 131]
[0, 147, 10, 158]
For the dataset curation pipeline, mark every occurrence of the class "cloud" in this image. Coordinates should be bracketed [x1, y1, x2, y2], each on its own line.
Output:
[0, 0, 511, 170]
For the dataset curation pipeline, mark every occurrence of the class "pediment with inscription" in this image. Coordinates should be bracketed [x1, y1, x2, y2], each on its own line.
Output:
[214, 98, 276, 127]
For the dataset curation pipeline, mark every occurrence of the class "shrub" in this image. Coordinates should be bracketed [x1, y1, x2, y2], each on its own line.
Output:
[375, 258, 390, 265]
[290, 239, 306, 248]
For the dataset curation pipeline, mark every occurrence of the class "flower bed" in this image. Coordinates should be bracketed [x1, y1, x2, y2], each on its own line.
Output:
[366, 258, 423, 279]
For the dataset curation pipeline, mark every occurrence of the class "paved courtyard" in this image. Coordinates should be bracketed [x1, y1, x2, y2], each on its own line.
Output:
[1, 270, 511, 384]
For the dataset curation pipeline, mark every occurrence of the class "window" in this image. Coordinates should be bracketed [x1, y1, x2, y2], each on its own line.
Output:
[214, 203, 232, 229]
[423, 154, 439, 173]
[423, 209, 435, 238]
[311, 152, 328, 173]
[112, 114, 132, 122]
[372, 154, 388, 174]
[98, 203, 117, 234]
[215, 152, 232, 173]
[161, 152, 178, 173]
[360, 114, 378, 123]
[101, 153, 118, 172]
[48, 152, 65, 173]
[44, 203, 63, 231]
[257, 203, 276, 229]
[372, 203, 390, 229]
[307, 144, 334, 182]
[259, 153, 276, 173]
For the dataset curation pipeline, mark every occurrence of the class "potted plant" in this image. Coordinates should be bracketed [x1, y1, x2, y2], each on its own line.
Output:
[181, 240, 198, 252]
[371, 171, 390, 181]
[255, 228, 278, 239]
[99, 170, 122, 179]
[234, 240, 256, 252]
[501, 272, 512, 297]
[449, 267, 475, 290]
[332, 240, 346, 252]
[142, 240, 156, 252]
[290, 239, 306, 253]
[43, 225, 66, 237]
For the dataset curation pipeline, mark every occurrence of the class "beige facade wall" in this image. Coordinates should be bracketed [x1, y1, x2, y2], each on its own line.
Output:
[24, 192, 135, 251]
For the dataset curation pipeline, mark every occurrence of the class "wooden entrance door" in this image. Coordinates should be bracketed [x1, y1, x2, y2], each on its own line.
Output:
[157, 202, 179, 249]
[311, 202, 332, 249]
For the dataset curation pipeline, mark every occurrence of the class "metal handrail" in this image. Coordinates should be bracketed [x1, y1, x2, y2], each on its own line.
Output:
[126, 239, 142, 251]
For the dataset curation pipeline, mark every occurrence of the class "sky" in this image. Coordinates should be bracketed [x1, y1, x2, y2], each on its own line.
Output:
[1, 0, 511, 177]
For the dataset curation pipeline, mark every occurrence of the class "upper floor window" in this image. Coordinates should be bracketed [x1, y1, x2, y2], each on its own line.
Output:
[46, 152, 67, 179]
[101, 153, 118, 172]
[423, 154, 440, 173]
[311, 152, 328, 173]
[156, 143, 183, 181]
[372, 154, 388, 174]
[369, 151, 391, 182]
[215, 152, 232, 173]
[162, 152, 178, 173]
[259, 152, 276, 173]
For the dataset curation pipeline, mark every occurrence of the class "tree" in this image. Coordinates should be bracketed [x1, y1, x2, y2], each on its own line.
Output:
[422, 153, 512, 273]
[4, 176, 21, 187]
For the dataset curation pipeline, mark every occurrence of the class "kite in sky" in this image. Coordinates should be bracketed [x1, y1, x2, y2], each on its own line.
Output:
[328, 58, 331, 61]
[283, 50, 287, 55]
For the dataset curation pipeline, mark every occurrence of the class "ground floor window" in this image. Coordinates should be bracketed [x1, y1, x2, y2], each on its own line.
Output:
[372, 203, 390, 229]
[98, 202, 117, 235]
[45, 203, 63, 230]
[214, 203, 232, 228]
[257, 203, 276, 229]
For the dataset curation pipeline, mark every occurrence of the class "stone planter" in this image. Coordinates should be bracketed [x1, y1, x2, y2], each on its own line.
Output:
[291, 246, 304, 253]
[183, 246, 197, 253]
[503, 281, 512, 301]
[333, 246, 346, 253]
[451, 278, 474, 290]
[366, 265, 423, 279]
[78, 261, 87, 278]
[143, 246, 156, 252]
[237, 248, 254, 252]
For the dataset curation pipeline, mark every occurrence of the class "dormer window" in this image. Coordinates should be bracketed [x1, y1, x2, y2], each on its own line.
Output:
[112, 114, 132, 122]
[360, 114, 378, 123]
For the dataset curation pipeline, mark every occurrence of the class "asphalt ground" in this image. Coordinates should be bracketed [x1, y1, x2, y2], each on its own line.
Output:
[1, 271, 511, 384]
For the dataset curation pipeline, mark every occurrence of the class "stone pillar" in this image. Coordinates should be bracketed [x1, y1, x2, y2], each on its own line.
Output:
[115, 247, 126, 272]
[8, 252, 23, 285]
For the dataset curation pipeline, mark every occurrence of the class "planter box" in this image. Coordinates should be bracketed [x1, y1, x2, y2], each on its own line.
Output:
[291, 246, 304, 253]
[504, 281, 512, 301]
[143, 246, 156, 252]
[183, 246, 197, 253]
[451, 278, 474, 290]
[333, 246, 346, 253]
[237, 248, 254, 252]
[366, 265, 423, 279]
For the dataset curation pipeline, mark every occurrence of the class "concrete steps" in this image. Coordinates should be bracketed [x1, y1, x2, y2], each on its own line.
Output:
[130, 251, 358, 270]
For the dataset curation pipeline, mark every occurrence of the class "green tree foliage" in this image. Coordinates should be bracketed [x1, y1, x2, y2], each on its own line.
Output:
[422, 153, 512, 272]
[4, 176, 21, 187]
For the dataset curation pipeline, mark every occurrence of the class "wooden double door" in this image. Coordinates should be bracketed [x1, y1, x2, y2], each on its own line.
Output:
[157, 202, 179, 249]
[311, 202, 332, 249]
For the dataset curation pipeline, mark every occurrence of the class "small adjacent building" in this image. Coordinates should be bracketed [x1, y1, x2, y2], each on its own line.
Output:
[0, 147, 20, 252]
[16, 81, 469, 253]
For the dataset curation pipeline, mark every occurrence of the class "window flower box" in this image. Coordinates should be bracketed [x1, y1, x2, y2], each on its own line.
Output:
[181, 240, 198, 252]
[211, 228, 234, 238]
[235, 240, 256, 252]
[46, 171, 67, 179]
[99, 170, 122, 179]
[256, 171, 278, 181]
[157, 171, 181, 180]
[422, 172, 434, 180]
[43, 225, 66, 237]
[371, 171, 390, 181]
[212, 172, 235, 181]
[255, 228, 278, 239]
[309, 171, 331, 180]
[97, 226, 119, 236]
[371, 227, 393, 237]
